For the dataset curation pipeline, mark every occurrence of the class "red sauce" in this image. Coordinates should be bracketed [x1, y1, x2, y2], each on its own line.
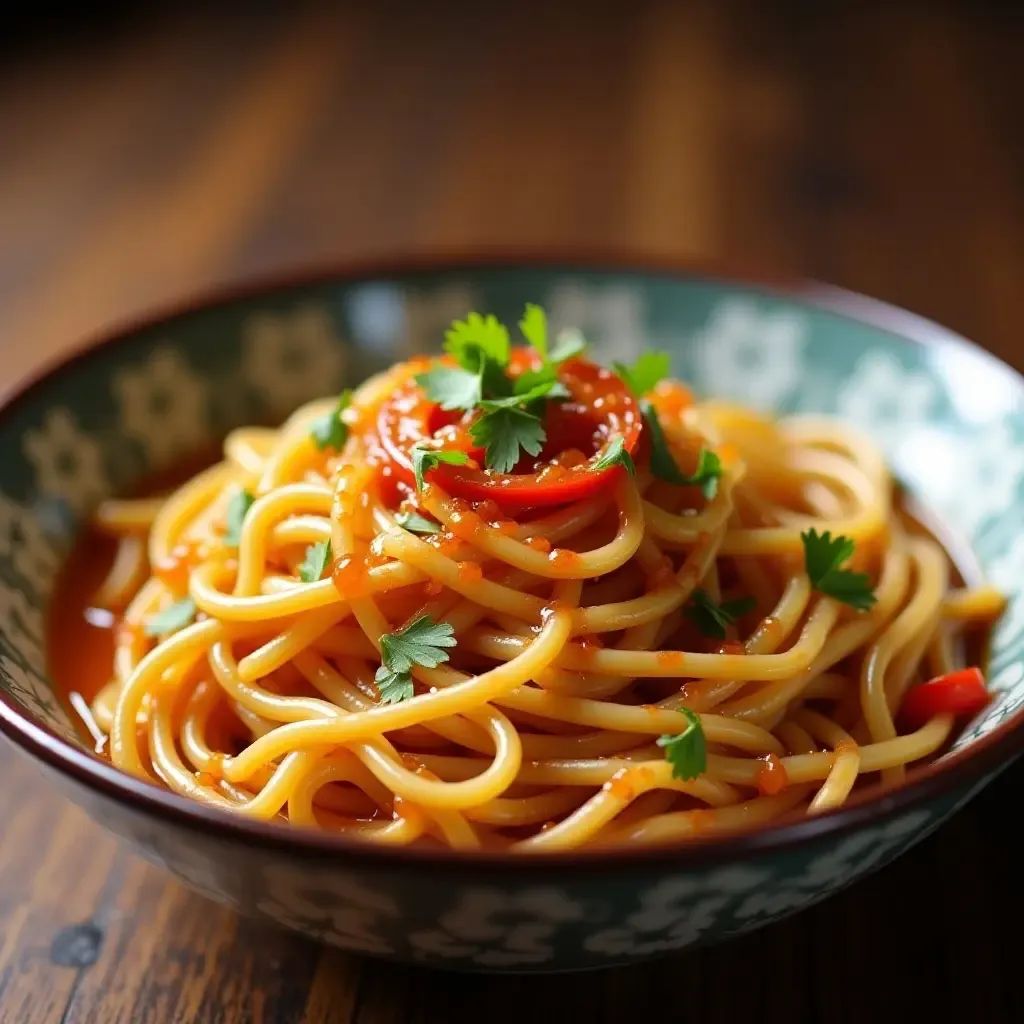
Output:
[656, 650, 686, 670]
[46, 450, 220, 742]
[548, 548, 579, 572]
[473, 499, 501, 522]
[47, 527, 119, 717]
[115, 621, 146, 648]
[649, 556, 675, 587]
[607, 769, 635, 801]
[756, 753, 790, 796]
[331, 555, 367, 599]
[718, 640, 746, 656]
[457, 561, 483, 584]
[447, 506, 483, 543]
[153, 543, 198, 595]
[525, 536, 552, 554]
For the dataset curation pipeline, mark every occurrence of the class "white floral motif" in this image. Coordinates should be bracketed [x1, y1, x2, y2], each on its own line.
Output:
[691, 299, 807, 410]
[547, 282, 646, 365]
[837, 351, 939, 448]
[949, 420, 1024, 532]
[0, 492, 59, 589]
[585, 866, 769, 957]
[894, 418, 1024, 535]
[410, 887, 586, 967]
[256, 865, 399, 955]
[23, 410, 107, 512]
[242, 306, 347, 414]
[733, 810, 931, 923]
[113, 347, 211, 465]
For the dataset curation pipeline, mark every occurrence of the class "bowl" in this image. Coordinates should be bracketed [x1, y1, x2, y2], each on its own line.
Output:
[1, 254, 1022, 972]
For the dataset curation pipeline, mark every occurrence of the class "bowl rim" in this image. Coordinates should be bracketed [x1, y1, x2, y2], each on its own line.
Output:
[2, 247, 1023, 873]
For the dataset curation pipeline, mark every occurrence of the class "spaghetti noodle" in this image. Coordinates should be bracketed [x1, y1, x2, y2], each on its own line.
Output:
[61, 306, 1004, 852]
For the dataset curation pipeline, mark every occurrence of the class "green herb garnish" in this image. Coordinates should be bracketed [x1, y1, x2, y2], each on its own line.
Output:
[298, 540, 331, 583]
[310, 390, 353, 450]
[224, 489, 255, 547]
[685, 589, 756, 640]
[145, 596, 197, 637]
[801, 529, 877, 610]
[614, 351, 670, 396]
[639, 399, 721, 499]
[469, 408, 546, 474]
[374, 616, 458, 704]
[411, 443, 470, 492]
[591, 435, 635, 477]
[657, 709, 707, 781]
[394, 511, 442, 535]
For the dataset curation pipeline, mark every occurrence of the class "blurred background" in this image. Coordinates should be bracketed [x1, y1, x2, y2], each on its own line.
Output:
[2, 0, 1022, 384]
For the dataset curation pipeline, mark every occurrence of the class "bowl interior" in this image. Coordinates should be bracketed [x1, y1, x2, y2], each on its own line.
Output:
[2, 262, 1022, 759]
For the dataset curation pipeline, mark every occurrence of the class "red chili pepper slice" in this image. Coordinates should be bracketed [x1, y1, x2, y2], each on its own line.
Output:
[899, 667, 990, 731]
[375, 352, 641, 510]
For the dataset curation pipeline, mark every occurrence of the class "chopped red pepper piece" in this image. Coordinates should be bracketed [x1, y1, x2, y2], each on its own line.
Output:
[900, 667, 990, 731]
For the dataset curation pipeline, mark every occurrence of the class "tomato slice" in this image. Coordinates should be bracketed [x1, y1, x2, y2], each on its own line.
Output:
[899, 667, 990, 731]
[375, 352, 641, 510]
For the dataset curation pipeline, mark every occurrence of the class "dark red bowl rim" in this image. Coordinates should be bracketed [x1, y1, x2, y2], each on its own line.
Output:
[1, 248, 1022, 874]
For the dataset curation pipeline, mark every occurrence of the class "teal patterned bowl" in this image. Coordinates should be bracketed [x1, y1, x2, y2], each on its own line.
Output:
[1, 255, 1022, 972]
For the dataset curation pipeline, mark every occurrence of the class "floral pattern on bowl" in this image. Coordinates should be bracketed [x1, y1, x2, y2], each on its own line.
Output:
[1, 259, 1023, 972]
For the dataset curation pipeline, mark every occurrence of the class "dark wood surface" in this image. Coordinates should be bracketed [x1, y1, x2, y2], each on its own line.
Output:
[1, 3, 1022, 1021]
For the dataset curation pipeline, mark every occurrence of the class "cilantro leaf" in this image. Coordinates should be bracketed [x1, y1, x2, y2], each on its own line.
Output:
[657, 709, 707, 781]
[591, 435, 635, 477]
[380, 615, 457, 672]
[548, 327, 586, 363]
[801, 529, 877, 610]
[444, 313, 510, 370]
[511, 367, 569, 401]
[685, 589, 756, 640]
[640, 400, 721, 498]
[470, 408, 546, 474]
[224, 489, 255, 547]
[374, 616, 457, 702]
[374, 666, 415, 704]
[614, 351, 670, 396]
[145, 596, 197, 637]
[519, 303, 548, 359]
[416, 366, 481, 411]
[480, 379, 563, 410]
[680, 449, 723, 501]
[310, 390, 353, 451]
[394, 510, 442, 535]
[298, 540, 331, 583]
[411, 444, 470, 491]
[478, 353, 514, 399]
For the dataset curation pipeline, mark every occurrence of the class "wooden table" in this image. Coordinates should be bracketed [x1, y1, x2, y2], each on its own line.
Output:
[2, 3, 1022, 1021]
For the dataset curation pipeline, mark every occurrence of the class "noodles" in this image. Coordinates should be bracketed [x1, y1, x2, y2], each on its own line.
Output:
[55, 319, 1003, 853]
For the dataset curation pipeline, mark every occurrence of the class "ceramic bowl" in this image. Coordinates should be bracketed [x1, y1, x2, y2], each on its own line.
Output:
[1, 255, 1022, 972]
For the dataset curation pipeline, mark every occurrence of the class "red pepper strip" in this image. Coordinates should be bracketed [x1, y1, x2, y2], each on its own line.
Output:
[899, 667, 990, 731]
[376, 353, 641, 510]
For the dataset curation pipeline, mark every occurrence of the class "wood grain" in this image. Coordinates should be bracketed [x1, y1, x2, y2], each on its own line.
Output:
[1, 2, 1022, 1021]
